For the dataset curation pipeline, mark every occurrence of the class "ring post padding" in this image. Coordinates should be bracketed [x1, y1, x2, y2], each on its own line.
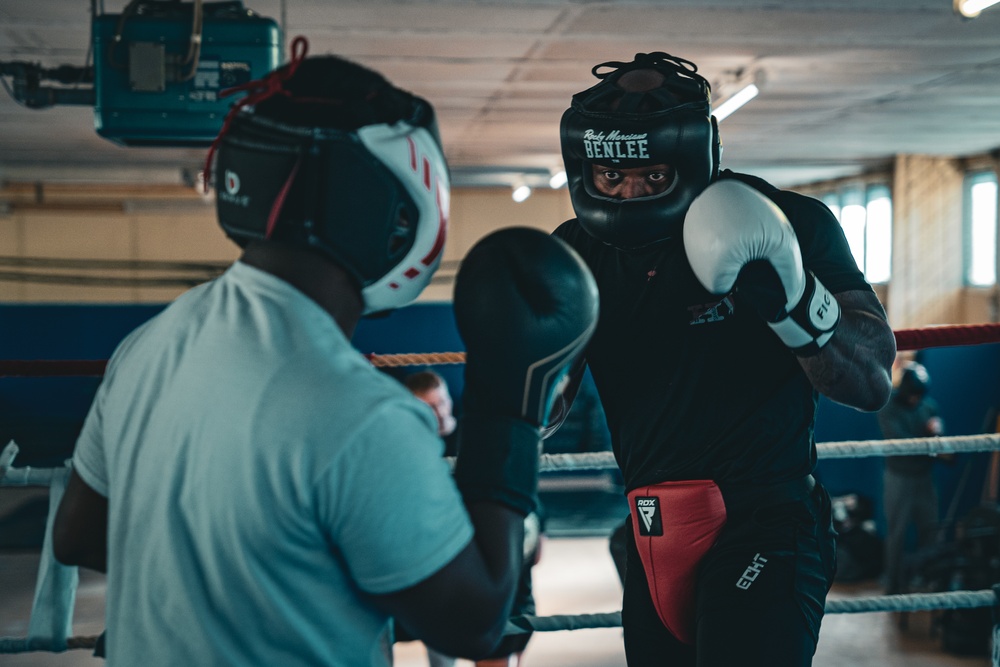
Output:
[992, 583, 1000, 667]
[26, 464, 78, 652]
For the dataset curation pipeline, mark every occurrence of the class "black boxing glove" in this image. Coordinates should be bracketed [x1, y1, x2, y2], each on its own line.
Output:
[453, 227, 599, 515]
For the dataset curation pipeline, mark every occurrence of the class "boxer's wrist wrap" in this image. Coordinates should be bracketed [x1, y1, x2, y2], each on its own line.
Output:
[768, 271, 841, 356]
[454, 414, 541, 517]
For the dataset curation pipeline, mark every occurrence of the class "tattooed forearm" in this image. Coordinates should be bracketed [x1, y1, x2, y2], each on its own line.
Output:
[797, 290, 896, 412]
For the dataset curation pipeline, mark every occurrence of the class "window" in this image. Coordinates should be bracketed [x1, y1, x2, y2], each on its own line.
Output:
[819, 183, 893, 283]
[965, 170, 999, 287]
[864, 185, 892, 284]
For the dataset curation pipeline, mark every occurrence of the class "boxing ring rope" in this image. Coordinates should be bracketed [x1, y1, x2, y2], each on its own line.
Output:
[893, 322, 1000, 352]
[503, 588, 1000, 633]
[5, 321, 1000, 658]
[539, 433, 1000, 472]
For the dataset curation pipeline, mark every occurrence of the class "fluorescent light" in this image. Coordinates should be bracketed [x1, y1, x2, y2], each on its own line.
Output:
[512, 185, 532, 202]
[712, 83, 759, 122]
[955, 0, 1000, 16]
[549, 171, 568, 189]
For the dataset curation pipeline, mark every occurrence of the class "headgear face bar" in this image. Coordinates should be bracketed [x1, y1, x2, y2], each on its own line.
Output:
[560, 52, 719, 251]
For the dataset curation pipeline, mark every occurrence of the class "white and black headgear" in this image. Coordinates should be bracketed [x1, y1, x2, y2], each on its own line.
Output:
[205, 38, 449, 315]
[560, 52, 719, 251]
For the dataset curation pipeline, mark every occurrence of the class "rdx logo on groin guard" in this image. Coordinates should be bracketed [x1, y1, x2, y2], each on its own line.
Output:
[635, 496, 662, 536]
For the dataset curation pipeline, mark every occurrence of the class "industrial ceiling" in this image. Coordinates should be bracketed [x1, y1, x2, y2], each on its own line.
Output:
[2, 0, 1000, 190]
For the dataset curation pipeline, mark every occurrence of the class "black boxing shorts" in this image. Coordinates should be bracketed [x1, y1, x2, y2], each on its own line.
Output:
[627, 480, 727, 645]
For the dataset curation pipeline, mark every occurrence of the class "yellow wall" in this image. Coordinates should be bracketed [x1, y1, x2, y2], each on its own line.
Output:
[887, 154, 966, 329]
[0, 182, 576, 306]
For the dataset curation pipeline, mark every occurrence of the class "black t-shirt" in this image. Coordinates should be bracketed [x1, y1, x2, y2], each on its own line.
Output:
[553, 170, 873, 490]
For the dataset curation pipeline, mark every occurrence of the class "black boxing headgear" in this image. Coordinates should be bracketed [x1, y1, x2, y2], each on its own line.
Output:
[896, 362, 930, 402]
[205, 38, 449, 315]
[560, 52, 720, 250]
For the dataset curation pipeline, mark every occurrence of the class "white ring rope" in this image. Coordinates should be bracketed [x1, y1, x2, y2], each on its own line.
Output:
[4, 590, 998, 653]
[816, 433, 1000, 459]
[0, 636, 100, 654]
[4, 435, 998, 486]
[502, 589, 1000, 636]
[533, 434, 1000, 473]
[0, 463, 66, 486]
[825, 589, 997, 614]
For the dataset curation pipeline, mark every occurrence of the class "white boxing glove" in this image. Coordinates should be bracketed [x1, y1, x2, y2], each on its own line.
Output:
[683, 179, 841, 356]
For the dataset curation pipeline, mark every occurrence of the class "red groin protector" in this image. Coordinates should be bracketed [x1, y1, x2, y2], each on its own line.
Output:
[627, 480, 727, 644]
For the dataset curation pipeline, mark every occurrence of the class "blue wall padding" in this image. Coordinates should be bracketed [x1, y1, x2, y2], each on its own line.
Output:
[3, 304, 999, 539]
[0, 304, 166, 359]
[1, 305, 165, 466]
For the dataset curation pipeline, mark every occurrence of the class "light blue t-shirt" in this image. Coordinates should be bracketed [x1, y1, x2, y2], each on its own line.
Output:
[72, 262, 473, 666]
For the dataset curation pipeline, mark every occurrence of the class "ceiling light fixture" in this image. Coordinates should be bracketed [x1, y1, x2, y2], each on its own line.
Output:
[549, 170, 568, 189]
[954, 0, 1000, 17]
[512, 184, 532, 203]
[712, 83, 759, 122]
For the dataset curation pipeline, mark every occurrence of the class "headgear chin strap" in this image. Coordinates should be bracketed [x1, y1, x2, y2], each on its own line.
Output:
[560, 52, 720, 251]
[209, 40, 449, 315]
